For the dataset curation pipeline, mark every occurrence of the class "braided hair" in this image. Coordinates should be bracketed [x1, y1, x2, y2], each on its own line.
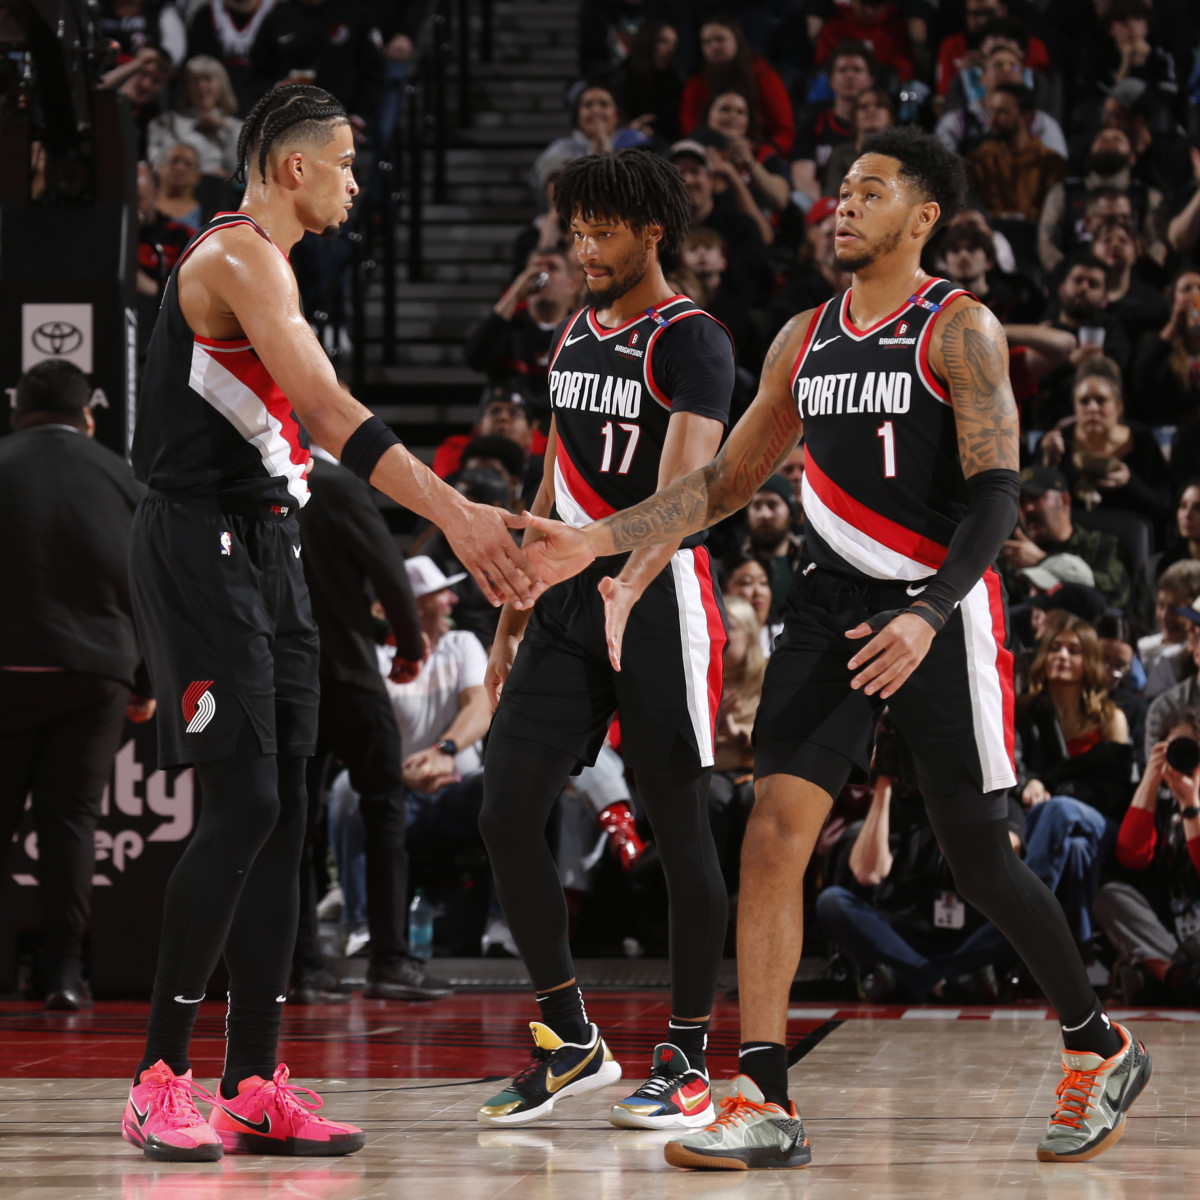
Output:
[235, 84, 349, 185]
[553, 148, 691, 256]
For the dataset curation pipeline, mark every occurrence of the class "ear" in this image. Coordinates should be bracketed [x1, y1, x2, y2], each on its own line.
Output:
[644, 221, 664, 249]
[914, 201, 941, 241]
[83, 407, 96, 438]
[278, 150, 305, 190]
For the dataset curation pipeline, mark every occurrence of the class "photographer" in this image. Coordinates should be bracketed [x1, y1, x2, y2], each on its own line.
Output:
[1094, 710, 1200, 1004]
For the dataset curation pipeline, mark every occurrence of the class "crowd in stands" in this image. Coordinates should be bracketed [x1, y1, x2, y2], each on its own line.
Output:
[10, 0, 1200, 1009]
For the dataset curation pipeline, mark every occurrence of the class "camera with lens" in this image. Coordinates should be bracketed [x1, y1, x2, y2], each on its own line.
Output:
[1166, 736, 1200, 777]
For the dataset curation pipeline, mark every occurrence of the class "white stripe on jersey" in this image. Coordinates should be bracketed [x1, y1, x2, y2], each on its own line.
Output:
[670, 549, 717, 769]
[959, 578, 1017, 791]
[188, 343, 309, 506]
[552, 458, 592, 529]
[801, 474, 934, 582]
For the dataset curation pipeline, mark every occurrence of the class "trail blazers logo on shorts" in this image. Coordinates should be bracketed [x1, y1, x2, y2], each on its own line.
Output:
[183, 680, 216, 733]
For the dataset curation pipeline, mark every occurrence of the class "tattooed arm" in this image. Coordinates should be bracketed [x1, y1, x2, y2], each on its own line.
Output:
[524, 311, 813, 583]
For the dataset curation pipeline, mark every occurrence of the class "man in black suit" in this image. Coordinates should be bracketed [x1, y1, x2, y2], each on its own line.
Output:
[0, 360, 152, 1010]
[291, 446, 452, 1002]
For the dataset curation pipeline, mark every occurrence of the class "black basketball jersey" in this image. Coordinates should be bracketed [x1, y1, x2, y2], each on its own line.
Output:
[132, 212, 311, 511]
[792, 277, 973, 582]
[547, 295, 733, 544]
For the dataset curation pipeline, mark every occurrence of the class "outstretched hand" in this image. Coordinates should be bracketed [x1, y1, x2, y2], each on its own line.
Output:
[844, 611, 936, 699]
[443, 505, 539, 608]
[598, 574, 641, 671]
[523, 516, 598, 588]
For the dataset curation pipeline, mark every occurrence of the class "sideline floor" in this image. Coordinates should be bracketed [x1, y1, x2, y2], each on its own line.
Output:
[1, 992, 1196, 1199]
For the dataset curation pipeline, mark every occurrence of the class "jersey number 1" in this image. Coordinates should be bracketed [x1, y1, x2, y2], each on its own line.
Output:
[876, 421, 896, 479]
[600, 421, 640, 474]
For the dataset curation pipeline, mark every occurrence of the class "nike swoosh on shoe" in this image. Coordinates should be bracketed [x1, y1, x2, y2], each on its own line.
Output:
[218, 1105, 271, 1135]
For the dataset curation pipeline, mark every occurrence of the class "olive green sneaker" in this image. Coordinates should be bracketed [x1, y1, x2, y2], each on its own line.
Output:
[663, 1075, 811, 1171]
[1037, 1023, 1152, 1162]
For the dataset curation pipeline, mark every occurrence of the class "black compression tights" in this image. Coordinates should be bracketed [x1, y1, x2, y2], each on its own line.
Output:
[136, 725, 307, 1079]
[930, 801, 1095, 1023]
[479, 736, 728, 1019]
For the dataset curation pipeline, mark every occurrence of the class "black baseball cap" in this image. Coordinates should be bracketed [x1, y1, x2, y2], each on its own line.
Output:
[1019, 465, 1069, 497]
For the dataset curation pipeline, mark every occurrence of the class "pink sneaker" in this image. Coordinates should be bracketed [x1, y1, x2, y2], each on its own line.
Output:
[208, 1064, 365, 1156]
[122, 1060, 223, 1162]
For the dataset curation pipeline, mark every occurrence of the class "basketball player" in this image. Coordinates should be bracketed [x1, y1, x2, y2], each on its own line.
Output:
[122, 84, 540, 1163]
[526, 127, 1151, 1167]
[475, 150, 732, 1131]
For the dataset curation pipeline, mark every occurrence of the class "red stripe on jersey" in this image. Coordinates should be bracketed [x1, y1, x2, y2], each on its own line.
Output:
[586, 295, 689, 339]
[804, 448, 948, 569]
[549, 309, 586, 371]
[916, 288, 972, 402]
[691, 547, 726, 751]
[556, 439, 616, 519]
[195, 334, 252, 350]
[790, 300, 831, 393]
[644, 309, 734, 410]
[982, 567, 1017, 770]
[840, 277, 938, 338]
[207, 345, 309, 469]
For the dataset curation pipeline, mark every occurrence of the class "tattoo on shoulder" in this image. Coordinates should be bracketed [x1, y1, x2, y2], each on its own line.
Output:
[762, 314, 803, 374]
[938, 305, 1020, 476]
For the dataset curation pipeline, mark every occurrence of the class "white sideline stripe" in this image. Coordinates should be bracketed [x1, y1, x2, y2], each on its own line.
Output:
[552, 459, 592, 529]
[670, 550, 716, 769]
[959, 577, 1016, 791]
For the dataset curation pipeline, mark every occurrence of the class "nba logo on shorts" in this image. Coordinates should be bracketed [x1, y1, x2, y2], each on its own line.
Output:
[895, 321, 909, 337]
[220, 531, 232, 556]
[183, 680, 216, 733]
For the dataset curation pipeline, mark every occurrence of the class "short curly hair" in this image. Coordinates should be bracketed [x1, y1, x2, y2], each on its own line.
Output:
[858, 126, 967, 231]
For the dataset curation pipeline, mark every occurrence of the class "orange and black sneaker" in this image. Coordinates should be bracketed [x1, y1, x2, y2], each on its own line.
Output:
[122, 1060, 223, 1162]
[663, 1075, 811, 1170]
[208, 1063, 365, 1156]
[610, 1043, 714, 1130]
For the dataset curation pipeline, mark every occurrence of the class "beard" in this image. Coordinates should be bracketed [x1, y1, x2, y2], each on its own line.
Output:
[588, 251, 648, 309]
[1085, 150, 1130, 177]
[1061, 296, 1102, 324]
[319, 223, 342, 239]
[833, 225, 902, 274]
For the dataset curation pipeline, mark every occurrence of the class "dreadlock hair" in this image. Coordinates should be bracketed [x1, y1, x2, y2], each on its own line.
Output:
[858, 126, 967, 232]
[553, 149, 691, 257]
[235, 83, 348, 185]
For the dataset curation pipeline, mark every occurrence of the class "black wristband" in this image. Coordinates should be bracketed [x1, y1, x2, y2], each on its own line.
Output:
[341, 415, 401, 482]
[1182, 805, 1200, 820]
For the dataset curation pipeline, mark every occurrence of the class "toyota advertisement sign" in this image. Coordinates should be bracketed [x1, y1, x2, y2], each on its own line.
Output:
[21, 303, 94, 374]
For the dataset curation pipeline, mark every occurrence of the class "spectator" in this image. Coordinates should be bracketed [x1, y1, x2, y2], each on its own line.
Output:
[814, 0, 913, 83]
[1095, 708, 1200, 1004]
[529, 84, 649, 202]
[433, 384, 537, 484]
[289, 447, 445, 1004]
[617, 19, 684, 143]
[147, 56, 243, 179]
[1098, 77, 1192, 205]
[187, 0, 280, 114]
[791, 41, 877, 204]
[935, 0, 1051, 99]
[134, 161, 191, 347]
[1166, 145, 1200, 256]
[822, 84, 894, 198]
[1137, 559, 1200, 698]
[1016, 611, 1131, 939]
[779, 443, 806, 520]
[1001, 464, 1132, 608]
[464, 246, 579, 419]
[1145, 599, 1200, 754]
[699, 90, 790, 216]
[1090, 217, 1168, 347]
[722, 554, 781, 657]
[1077, 0, 1182, 119]
[1038, 130, 1167, 275]
[680, 16, 794, 158]
[1129, 268, 1200, 427]
[1135, 481, 1200, 637]
[935, 42, 1067, 159]
[936, 222, 1041, 324]
[460, 435, 528, 514]
[1095, 611, 1148, 756]
[677, 227, 761, 367]
[578, 0, 693, 81]
[102, 45, 172, 153]
[95, 0, 186, 66]
[763, 196, 851, 345]
[967, 84, 1066, 224]
[513, 154, 573, 274]
[742, 474, 803, 620]
[150, 142, 205, 234]
[1037, 355, 1170, 527]
[0, 361, 151, 1011]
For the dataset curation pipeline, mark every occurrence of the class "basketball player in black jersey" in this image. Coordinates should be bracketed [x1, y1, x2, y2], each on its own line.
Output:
[528, 128, 1150, 1168]
[475, 150, 733, 1131]
[121, 85, 541, 1163]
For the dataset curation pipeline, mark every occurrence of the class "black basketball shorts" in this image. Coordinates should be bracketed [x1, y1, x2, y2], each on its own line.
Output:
[129, 494, 320, 768]
[491, 546, 726, 771]
[753, 564, 1017, 822]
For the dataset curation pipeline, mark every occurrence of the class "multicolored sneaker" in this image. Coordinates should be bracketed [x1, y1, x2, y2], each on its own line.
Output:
[122, 1060, 223, 1162]
[1037, 1023, 1152, 1162]
[663, 1075, 811, 1170]
[477, 1021, 622, 1126]
[208, 1063, 365, 1156]
[609, 1043, 714, 1130]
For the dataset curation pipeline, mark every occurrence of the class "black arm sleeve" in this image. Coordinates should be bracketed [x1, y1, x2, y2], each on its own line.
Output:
[907, 468, 1020, 632]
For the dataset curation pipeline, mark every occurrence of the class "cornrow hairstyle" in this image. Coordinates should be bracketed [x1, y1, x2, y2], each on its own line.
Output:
[235, 83, 349, 185]
[553, 148, 691, 257]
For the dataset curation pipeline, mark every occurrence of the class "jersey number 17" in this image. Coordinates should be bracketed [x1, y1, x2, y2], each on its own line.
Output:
[599, 421, 640, 475]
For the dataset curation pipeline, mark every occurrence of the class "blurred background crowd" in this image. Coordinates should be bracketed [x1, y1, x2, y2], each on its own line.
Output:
[7, 0, 1200, 1013]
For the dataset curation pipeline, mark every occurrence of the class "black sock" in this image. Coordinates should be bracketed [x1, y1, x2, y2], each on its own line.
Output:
[535, 984, 589, 1045]
[668, 1017, 710, 1075]
[1060, 996, 1123, 1059]
[220, 986, 284, 1098]
[738, 1041, 789, 1108]
[135, 981, 204, 1083]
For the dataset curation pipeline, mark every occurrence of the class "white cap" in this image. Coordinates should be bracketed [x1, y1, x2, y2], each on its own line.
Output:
[405, 555, 467, 598]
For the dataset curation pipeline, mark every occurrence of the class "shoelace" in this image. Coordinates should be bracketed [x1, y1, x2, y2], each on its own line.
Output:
[1050, 1064, 1101, 1130]
[631, 1067, 682, 1099]
[712, 1091, 777, 1129]
[155, 1073, 217, 1123]
[511, 1048, 551, 1088]
[264, 1064, 327, 1121]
